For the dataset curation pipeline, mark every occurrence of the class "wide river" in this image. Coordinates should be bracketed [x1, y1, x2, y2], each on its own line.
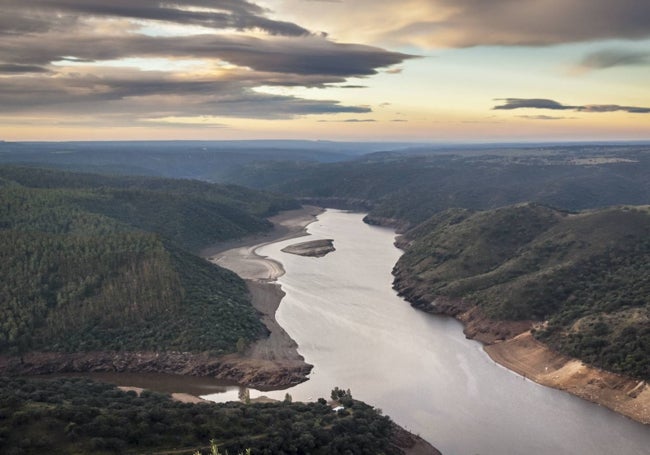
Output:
[204, 210, 649, 454]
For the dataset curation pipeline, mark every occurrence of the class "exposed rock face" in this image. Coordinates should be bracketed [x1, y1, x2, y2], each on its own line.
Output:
[0, 351, 311, 391]
[392, 267, 532, 344]
[281, 239, 335, 257]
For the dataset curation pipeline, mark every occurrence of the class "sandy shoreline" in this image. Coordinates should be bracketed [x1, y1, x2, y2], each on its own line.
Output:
[201, 205, 324, 388]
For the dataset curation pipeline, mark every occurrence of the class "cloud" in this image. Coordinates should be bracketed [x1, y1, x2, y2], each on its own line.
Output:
[435, 0, 650, 47]
[316, 118, 375, 123]
[494, 98, 650, 114]
[1, 0, 309, 36]
[0, 0, 411, 127]
[577, 49, 650, 71]
[0, 67, 372, 119]
[2, 33, 410, 77]
[278, 0, 650, 48]
[494, 99, 568, 110]
[0, 64, 49, 73]
[517, 115, 574, 121]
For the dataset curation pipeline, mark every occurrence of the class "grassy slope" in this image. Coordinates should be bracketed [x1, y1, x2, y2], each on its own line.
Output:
[394, 204, 650, 380]
[0, 166, 298, 355]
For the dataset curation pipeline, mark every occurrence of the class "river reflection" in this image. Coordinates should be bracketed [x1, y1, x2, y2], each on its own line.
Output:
[204, 210, 649, 455]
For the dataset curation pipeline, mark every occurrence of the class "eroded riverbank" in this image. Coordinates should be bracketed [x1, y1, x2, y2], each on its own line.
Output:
[393, 265, 650, 425]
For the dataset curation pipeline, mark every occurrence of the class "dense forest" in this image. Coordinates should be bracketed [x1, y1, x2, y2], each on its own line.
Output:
[0, 377, 411, 455]
[0, 166, 297, 355]
[393, 204, 650, 380]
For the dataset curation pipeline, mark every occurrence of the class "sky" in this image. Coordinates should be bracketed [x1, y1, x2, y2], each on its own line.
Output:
[1, 0, 649, 142]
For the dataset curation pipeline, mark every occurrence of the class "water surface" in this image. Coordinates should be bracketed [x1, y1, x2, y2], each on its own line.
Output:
[206, 210, 649, 455]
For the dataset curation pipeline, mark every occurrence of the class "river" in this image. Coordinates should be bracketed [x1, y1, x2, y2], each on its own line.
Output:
[205, 209, 649, 455]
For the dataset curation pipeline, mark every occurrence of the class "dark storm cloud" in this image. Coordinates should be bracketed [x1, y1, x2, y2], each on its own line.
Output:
[579, 49, 650, 70]
[494, 98, 650, 114]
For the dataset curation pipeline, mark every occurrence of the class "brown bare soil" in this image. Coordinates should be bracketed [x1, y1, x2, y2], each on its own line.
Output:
[485, 331, 650, 424]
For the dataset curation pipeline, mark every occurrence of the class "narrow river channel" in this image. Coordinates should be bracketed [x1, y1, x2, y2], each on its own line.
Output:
[205, 209, 649, 455]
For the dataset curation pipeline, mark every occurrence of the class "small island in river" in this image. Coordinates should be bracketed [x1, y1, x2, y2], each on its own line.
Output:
[281, 238, 335, 257]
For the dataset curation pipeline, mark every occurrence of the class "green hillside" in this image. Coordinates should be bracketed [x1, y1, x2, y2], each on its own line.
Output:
[394, 204, 650, 380]
[0, 167, 298, 355]
[0, 377, 408, 455]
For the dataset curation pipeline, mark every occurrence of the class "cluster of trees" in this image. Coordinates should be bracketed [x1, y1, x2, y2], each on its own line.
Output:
[0, 166, 300, 355]
[394, 204, 650, 380]
[0, 377, 401, 455]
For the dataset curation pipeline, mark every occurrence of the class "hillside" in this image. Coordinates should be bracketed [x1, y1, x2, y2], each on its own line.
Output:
[0, 166, 297, 357]
[0, 377, 436, 455]
[393, 204, 650, 380]
[229, 145, 650, 226]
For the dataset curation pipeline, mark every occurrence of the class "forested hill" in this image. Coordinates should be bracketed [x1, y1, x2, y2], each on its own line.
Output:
[393, 204, 650, 380]
[1, 378, 430, 455]
[0, 166, 297, 356]
[228, 145, 650, 226]
[0, 166, 298, 251]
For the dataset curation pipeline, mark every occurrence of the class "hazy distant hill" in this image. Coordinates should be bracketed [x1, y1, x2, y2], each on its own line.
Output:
[393, 204, 650, 380]
[0, 166, 297, 355]
[231, 145, 650, 225]
[0, 140, 410, 181]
